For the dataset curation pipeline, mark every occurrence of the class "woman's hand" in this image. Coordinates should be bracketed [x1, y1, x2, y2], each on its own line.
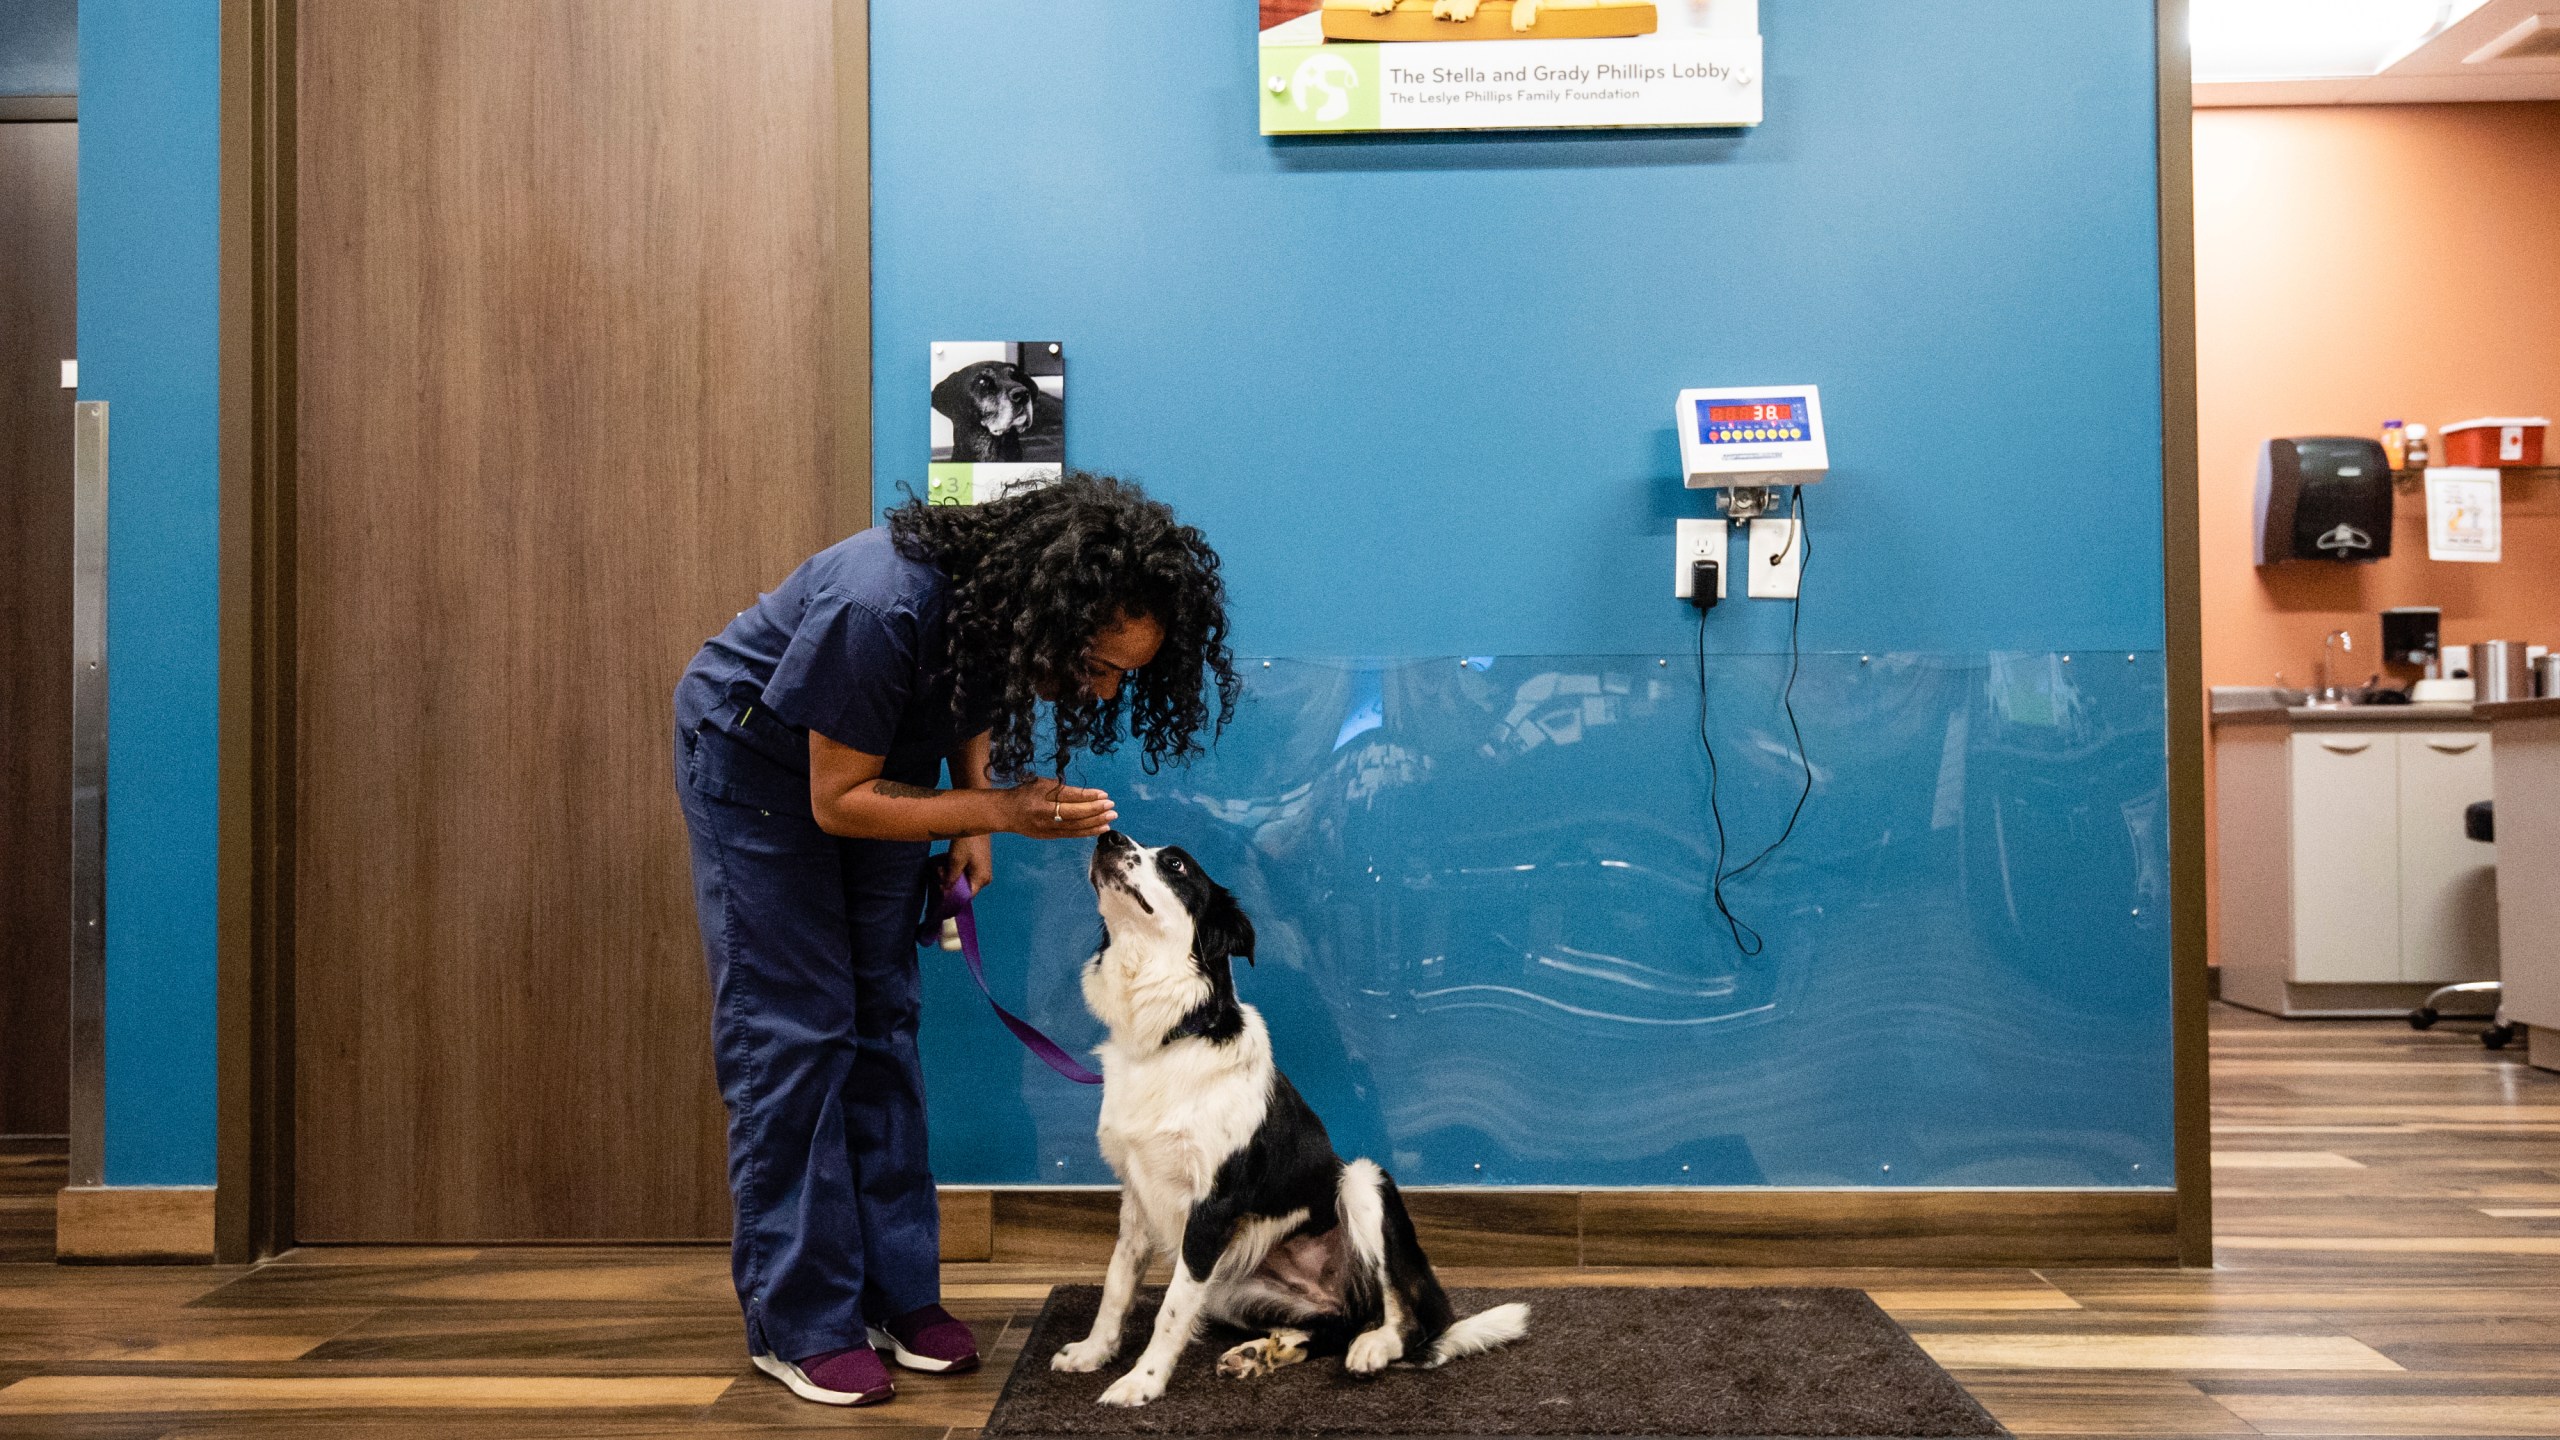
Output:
[1000, 777, 1116, 839]
[940, 834, 994, 895]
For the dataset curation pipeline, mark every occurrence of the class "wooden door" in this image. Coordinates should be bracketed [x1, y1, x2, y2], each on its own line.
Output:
[294, 0, 854, 1239]
[0, 120, 77, 1139]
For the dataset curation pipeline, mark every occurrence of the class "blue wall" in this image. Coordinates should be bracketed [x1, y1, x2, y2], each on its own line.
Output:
[0, 0, 78, 96]
[80, 0, 221, 1186]
[873, 2, 2165, 660]
[874, 1, 2175, 1187]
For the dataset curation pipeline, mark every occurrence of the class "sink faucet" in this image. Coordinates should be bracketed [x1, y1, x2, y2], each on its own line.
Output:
[2313, 629, 2353, 705]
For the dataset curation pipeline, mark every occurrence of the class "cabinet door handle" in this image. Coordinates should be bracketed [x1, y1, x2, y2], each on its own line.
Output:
[2426, 740, 2480, 754]
[2319, 739, 2372, 754]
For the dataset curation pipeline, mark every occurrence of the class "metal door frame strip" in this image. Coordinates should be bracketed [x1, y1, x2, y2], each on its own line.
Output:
[68, 401, 107, 1189]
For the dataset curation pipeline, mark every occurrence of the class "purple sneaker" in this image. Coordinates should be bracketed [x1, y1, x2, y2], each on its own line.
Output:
[752, 1344, 895, 1406]
[870, 1304, 981, 1374]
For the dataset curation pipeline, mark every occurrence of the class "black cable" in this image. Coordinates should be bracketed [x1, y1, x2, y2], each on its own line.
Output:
[1695, 600, 1763, 957]
[1725, 485, 1813, 883]
[1694, 486, 1816, 954]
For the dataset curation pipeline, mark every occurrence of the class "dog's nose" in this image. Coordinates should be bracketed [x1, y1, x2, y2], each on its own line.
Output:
[1096, 830, 1131, 853]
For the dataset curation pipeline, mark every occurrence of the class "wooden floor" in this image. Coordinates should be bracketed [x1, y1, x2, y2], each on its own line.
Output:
[7, 1004, 2560, 1438]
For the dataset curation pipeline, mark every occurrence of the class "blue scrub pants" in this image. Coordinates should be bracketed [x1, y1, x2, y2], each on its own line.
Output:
[676, 723, 942, 1362]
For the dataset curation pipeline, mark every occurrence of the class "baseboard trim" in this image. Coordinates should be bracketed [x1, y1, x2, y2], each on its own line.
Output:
[936, 1186, 2179, 1269]
[55, 1186, 219, 1263]
[2221, 979, 2445, 1020]
[0, 95, 78, 122]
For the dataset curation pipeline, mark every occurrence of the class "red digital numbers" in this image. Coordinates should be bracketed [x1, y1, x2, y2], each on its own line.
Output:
[1708, 402, 1793, 424]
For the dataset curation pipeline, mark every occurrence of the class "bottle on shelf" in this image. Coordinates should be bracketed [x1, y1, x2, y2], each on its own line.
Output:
[2405, 422, 2431, 470]
[2382, 419, 2407, 471]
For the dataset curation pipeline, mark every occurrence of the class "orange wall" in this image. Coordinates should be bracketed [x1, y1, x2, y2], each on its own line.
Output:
[2198, 103, 2560, 684]
[2197, 103, 2560, 964]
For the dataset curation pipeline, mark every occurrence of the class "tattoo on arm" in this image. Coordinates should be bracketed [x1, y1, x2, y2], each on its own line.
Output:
[853, 778, 968, 840]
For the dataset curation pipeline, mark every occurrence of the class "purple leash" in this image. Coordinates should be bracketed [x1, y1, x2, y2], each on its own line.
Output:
[919, 873, 1103, 1086]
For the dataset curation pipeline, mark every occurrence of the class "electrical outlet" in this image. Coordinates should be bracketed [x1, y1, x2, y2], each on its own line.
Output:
[1674, 518, 1727, 600]
[1748, 516, 1801, 599]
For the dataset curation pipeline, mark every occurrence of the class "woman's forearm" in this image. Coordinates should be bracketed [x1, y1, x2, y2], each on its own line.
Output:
[804, 729, 1107, 840]
[815, 779, 1005, 842]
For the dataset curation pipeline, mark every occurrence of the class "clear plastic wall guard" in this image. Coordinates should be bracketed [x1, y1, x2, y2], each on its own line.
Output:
[921, 652, 2173, 1189]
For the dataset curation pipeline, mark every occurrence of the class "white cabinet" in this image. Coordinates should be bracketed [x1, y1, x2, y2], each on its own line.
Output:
[2288, 732, 2403, 983]
[2397, 731, 2498, 985]
[2216, 714, 2499, 1017]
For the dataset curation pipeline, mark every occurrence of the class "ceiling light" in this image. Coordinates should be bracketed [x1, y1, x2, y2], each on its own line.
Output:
[2190, 0, 2478, 82]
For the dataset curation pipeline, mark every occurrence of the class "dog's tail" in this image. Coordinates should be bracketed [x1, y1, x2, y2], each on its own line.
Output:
[1428, 1301, 1530, 1366]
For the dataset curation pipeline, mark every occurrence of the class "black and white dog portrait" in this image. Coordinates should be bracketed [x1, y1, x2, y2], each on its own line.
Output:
[1057, 831, 1529, 1409]
[929, 342, 1063, 464]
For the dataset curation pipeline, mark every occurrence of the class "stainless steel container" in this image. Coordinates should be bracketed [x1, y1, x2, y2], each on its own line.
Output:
[2472, 640, 2530, 702]
[2536, 653, 2560, 698]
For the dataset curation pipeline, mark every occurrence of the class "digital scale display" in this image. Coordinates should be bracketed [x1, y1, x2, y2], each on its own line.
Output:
[1696, 396, 1811, 446]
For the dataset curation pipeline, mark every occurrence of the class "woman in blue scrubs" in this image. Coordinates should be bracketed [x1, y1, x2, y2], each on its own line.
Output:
[674, 474, 1237, 1408]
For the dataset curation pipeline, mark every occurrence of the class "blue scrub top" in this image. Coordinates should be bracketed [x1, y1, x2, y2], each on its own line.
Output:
[678, 528, 979, 806]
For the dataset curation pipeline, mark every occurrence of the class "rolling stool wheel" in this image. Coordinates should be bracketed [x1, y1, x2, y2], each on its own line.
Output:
[2485, 1023, 2519, 1051]
[2416, 981, 2501, 1034]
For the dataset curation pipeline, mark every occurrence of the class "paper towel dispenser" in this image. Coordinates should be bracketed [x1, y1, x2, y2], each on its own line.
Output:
[2256, 437, 2393, 565]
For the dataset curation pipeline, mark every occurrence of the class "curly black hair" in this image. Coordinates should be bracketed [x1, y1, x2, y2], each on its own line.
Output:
[887, 472, 1240, 781]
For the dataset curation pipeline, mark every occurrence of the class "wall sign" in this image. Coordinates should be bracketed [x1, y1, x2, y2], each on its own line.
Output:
[2425, 467, 2501, 564]
[1259, 0, 1761, 135]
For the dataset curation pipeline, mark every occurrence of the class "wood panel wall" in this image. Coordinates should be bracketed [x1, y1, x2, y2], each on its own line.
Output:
[0, 121, 78, 1139]
[293, 0, 848, 1240]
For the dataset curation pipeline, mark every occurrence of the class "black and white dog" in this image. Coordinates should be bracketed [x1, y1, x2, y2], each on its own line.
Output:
[1055, 831, 1529, 1408]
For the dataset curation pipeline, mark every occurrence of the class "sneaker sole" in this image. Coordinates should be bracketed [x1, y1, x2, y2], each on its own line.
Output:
[868, 1324, 980, 1375]
[751, 1352, 895, 1406]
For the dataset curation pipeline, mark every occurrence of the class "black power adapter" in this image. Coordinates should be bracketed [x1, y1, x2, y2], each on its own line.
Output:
[1689, 559, 1720, 610]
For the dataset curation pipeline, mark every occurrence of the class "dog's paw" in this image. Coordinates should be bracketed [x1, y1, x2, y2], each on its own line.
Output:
[1051, 1338, 1116, 1374]
[1367, 0, 1398, 12]
[1098, 1369, 1165, 1408]
[1432, 0, 1482, 18]
[1345, 1326, 1405, 1375]
[1510, 0, 1540, 27]
[1217, 1331, 1309, 1380]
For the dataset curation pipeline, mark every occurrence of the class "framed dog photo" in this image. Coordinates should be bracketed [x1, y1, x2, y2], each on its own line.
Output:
[928, 341, 1065, 506]
[1257, 0, 1763, 135]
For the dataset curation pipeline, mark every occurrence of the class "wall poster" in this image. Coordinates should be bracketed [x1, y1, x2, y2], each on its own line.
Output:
[929, 341, 1064, 506]
[1258, 0, 1761, 135]
[2426, 467, 2502, 564]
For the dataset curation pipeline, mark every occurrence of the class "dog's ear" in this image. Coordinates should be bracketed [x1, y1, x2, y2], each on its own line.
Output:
[930, 366, 969, 422]
[1194, 885, 1256, 969]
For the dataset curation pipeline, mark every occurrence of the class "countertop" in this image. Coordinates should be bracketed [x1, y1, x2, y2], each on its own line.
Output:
[2211, 700, 2490, 728]
[2210, 687, 2560, 726]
